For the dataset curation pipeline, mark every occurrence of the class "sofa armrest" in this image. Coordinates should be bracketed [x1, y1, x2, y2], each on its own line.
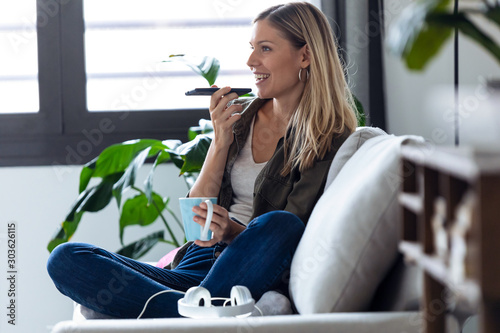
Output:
[53, 312, 425, 333]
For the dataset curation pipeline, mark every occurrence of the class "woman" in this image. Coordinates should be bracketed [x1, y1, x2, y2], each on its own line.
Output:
[47, 2, 358, 318]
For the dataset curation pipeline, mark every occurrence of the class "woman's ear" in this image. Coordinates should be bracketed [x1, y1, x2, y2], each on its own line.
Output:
[300, 44, 311, 68]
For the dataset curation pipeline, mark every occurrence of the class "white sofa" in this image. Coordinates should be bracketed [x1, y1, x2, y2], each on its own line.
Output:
[52, 127, 458, 333]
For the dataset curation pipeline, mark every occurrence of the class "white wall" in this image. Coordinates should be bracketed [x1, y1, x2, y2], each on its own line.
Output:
[0, 164, 186, 332]
[384, 0, 500, 146]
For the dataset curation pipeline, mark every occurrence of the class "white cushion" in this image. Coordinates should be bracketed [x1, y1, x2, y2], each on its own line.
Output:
[289, 134, 425, 314]
[325, 127, 387, 189]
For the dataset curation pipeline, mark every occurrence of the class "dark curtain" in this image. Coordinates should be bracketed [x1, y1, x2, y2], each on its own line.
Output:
[321, 0, 387, 130]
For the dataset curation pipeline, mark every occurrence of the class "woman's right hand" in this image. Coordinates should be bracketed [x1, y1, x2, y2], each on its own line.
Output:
[209, 85, 243, 148]
[188, 86, 242, 198]
[192, 202, 246, 247]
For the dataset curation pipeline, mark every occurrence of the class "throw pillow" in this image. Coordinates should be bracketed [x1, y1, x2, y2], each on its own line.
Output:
[325, 126, 387, 189]
[155, 246, 181, 268]
[289, 134, 424, 314]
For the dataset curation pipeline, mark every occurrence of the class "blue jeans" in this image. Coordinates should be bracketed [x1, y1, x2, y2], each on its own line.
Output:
[47, 211, 304, 318]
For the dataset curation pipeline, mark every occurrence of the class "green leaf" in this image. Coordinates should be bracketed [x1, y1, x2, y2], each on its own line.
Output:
[169, 134, 212, 175]
[437, 13, 500, 66]
[353, 94, 366, 127]
[48, 170, 129, 252]
[386, 0, 452, 70]
[112, 148, 151, 207]
[144, 151, 170, 203]
[64, 190, 92, 223]
[66, 172, 124, 224]
[196, 56, 220, 86]
[116, 230, 165, 259]
[188, 119, 213, 141]
[79, 158, 97, 193]
[61, 211, 84, 242]
[47, 211, 84, 253]
[419, 12, 500, 67]
[162, 139, 183, 150]
[47, 237, 65, 253]
[169, 152, 185, 170]
[92, 139, 166, 179]
[119, 192, 166, 244]
[485, 6, 500, 27]
[405, 19, 453, 70]
[144, 140, 182, 203]
[387, 0, 500, 70]
[47, 172, 125, 253]
[81, 173, 124, 213]
[166, 55, 220, 86]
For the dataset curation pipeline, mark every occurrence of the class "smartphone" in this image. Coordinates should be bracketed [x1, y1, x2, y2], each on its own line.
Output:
[185, 88, 252, 96]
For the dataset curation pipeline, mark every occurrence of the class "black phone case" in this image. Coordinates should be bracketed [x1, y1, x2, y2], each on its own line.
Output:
[185, 88, 252, 96]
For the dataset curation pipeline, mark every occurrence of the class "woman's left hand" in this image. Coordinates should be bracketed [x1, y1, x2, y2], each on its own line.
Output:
[192, 202, 246, 247]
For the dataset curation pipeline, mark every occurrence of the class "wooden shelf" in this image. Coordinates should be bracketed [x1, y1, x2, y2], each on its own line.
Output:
[398, 193, 422, 214]
[399, 143, 500, 333]
[400, 143, 500, 181]
[399, 241, 480, 306]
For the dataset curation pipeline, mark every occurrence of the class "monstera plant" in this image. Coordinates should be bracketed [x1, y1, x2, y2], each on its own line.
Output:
[47, 56, 218, 259]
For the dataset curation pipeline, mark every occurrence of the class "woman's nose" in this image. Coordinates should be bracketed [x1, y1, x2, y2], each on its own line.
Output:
[246, 50, 257, 70]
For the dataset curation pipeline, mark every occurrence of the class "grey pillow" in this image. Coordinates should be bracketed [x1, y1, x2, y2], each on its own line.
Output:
[325, 127, 387, 189]
[289, 134, 425, 314]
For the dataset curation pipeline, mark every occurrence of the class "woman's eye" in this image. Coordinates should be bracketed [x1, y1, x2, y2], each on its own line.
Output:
[262, 46, 271, 52]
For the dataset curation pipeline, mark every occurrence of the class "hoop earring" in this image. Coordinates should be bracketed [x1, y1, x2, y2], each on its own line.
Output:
[298, 68, 310, 82]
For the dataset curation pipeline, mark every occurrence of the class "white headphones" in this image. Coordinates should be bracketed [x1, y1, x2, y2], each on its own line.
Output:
[177, 285, 255, 318]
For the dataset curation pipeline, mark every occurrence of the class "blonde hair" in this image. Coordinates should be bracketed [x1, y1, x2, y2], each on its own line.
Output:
[254, 2, 358, 175]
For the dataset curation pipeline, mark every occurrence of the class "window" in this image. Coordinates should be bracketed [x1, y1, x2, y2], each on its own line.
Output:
[83, 0, 309, 111]
[84, 0, 260, 111]
[0, 0, 319, 166]
[0, 1, 39, 114]
[0, 0, 62, 166]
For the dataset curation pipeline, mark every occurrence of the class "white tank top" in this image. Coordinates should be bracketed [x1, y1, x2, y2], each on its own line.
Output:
[229, 117, 267, 225]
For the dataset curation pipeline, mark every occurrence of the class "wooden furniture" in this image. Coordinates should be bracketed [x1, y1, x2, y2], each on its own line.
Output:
[399, 143, 500, 333]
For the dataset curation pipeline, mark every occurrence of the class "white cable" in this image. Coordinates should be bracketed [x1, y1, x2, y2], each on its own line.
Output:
[137, 289, 261, 319]
[211, 297, 229, 303]
[137, 289, 185, 319]
[222, 299, 263, 316]
[254, 304, 264, 316]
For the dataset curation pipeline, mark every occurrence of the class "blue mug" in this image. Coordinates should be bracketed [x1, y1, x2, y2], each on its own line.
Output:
[179, 197, 217, 241]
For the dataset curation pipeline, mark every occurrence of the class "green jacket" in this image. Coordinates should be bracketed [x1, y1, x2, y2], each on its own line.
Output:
[218, 98, 350, 224]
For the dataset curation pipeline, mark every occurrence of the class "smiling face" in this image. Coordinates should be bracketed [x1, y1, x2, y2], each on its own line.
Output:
[247, 19, 309, 101]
